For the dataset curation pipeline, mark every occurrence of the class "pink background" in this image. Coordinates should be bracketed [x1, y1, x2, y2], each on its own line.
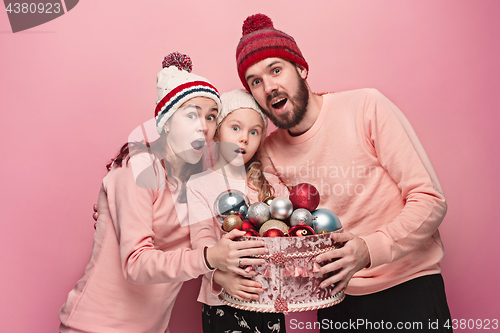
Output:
[1, 1, 499, 331]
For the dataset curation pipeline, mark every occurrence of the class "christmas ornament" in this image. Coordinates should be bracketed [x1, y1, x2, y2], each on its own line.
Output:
[269, 196, 293, 220]
[259, 219, 289, 237]
[241, 220, 255, 231]
[213, 189, 249, 224]
[289, 183, 320, 212]
[223, 215, 243, 232]
[247, 202, 271, 228]
[244, 229, 260, 237]
[289, 208, 313, 227]
[263, 196, 275, 206]
[311, 209, 342, 234]
[262, 229, 285, 237]
[288, 225, 315, 237]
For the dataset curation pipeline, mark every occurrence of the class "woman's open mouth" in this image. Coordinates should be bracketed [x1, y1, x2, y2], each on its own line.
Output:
[191, 139, 206, 151]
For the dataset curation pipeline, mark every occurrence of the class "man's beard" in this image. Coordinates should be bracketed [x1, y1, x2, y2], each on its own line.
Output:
[263, 74, 309, 130]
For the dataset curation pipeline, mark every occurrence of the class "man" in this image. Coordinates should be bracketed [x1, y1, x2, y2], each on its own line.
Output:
[235, 14, 452, 332]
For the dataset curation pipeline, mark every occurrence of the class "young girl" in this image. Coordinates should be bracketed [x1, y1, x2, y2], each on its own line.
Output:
[187, 89, 289, 333]
[59, 54, 267, 333]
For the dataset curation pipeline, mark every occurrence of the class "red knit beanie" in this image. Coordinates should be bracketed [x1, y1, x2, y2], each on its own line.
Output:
[236, 14, 309, 91]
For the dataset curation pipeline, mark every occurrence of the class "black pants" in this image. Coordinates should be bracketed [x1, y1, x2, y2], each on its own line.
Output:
[317, 274, 452, 332]
[202, 304, 286, 333]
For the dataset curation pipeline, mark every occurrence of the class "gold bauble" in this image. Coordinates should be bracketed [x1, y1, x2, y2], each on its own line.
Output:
[263, 196, 275, 206]
[259, 219, 289, 237]
[223, 215, 242, 232]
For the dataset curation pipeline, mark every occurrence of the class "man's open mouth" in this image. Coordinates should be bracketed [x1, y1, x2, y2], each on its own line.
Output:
[272, 97, 287, 110]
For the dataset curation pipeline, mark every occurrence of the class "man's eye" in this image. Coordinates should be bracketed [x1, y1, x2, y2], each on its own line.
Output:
[273, 68, 281, 75]
[252, 79, 261, 86]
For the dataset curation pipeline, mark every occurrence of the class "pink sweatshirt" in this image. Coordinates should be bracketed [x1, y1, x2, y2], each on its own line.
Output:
[260, 89, 447, 296]
[186, 168, 289, 306]
[59, 153, 211, 333]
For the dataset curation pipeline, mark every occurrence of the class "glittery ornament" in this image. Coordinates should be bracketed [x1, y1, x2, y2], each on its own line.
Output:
[247, 202, 271, 228]
[263, 196, 275, 206]
[223, 215, 243, 232]
[289, 208, 313, 227]
[311, 209, 342, 234]
[289, 183, 320, 212]
[214, 190, 249, 224]
[259, 219, 289, 237]
[269, 196, 293, 220]
[288, 225, 315, 237]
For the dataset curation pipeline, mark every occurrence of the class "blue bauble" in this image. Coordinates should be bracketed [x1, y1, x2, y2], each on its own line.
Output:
[213, 189, 249, 224]
[311, 209, 342, 233]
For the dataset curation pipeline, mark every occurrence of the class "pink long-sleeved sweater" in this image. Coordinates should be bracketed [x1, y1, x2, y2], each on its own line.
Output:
[59, 153, 211, 333]
[186, 168, 289, 306]
[260, 88, 447, 296]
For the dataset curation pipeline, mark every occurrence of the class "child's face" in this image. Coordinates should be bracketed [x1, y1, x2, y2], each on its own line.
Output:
[216, 108, 265, 167]
[164, 97, 218, 165]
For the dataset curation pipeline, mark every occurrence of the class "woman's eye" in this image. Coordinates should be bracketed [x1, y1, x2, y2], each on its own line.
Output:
[232, 125, 240, 132]
[188, 112, 197, 119]
[207, 114, 216, 121]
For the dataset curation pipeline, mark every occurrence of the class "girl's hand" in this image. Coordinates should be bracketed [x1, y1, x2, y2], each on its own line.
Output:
[213, 269, 264, 301]
[206, 229, 268, 276]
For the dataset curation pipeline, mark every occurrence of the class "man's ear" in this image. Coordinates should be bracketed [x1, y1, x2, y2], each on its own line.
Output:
[295, 64, 308, 79]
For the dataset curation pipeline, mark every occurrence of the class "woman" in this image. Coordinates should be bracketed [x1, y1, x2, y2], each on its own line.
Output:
[59, 52, 266, 333]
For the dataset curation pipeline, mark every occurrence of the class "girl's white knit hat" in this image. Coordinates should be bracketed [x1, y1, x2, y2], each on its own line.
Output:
[217, 89, 268, 129]
[155, 52, 221, 134]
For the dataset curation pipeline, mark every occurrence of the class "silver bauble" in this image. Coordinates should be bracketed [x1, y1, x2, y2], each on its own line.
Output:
[290, 208, 313, 227]
[311, 208, 342, 233]
[269, 196, 293, 220]
[213, 189, 249, 224]
[247, 202, 271, 228]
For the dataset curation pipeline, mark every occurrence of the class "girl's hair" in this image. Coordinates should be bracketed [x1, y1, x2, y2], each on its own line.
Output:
[245, 148, 274, 202]
[106, 135, 201, 203]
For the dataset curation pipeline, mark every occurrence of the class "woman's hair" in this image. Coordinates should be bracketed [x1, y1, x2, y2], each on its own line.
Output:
[106, 134, 201, 203]
[245, 148, 274, 202]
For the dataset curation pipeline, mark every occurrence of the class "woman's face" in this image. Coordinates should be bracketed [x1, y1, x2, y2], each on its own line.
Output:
[164, 96, 218, 165]
[216, 108, 265, 167]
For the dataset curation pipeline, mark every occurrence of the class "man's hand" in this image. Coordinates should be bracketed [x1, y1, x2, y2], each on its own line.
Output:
[213, 269, 264, 301]
[315, 231, 370, 295]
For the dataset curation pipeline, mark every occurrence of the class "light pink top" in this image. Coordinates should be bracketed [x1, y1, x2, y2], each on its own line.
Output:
[59, 153, 211, 333]
[187, 168, 289, 305]
[260, 89, 447, 296]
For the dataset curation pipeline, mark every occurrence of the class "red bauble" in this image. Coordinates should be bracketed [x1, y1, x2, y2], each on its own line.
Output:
[244, 229, 260, 237]
[289, 183, 320, 212]
[262, 229, 285, 237]
[288, 225, 315, 237]
[241, 220, 255, 231]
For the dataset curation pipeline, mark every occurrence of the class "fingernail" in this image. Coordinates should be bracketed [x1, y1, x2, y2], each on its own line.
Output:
[320, 283, 326, 288]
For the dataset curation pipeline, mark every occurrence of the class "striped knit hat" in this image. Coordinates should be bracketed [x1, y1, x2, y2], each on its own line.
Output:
[155, 52, 221, 134]
[236, 14, 308, 91]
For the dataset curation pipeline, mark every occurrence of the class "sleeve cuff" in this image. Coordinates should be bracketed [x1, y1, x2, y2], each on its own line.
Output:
[209, 270, 223, 296]
[359, 231, 392, 268]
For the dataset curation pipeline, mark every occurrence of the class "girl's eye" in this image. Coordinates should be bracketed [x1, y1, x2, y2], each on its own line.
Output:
[250, 130, 259, 136]
[232, 125, 240, 132]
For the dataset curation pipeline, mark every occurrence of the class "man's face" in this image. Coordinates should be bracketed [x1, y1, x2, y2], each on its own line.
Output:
[245, 58, 309, 129]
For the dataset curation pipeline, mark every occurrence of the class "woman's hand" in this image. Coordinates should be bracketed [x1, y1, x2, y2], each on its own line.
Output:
[206, 229, 268, 276]
[213, 269, 264, 301]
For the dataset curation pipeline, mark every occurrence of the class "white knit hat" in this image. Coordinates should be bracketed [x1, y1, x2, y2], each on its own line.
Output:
[217, 89, 267, 129]
[155, 52, 221, 134]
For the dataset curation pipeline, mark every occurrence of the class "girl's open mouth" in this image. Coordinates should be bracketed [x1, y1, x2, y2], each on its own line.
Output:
[234, 148, 246, 154]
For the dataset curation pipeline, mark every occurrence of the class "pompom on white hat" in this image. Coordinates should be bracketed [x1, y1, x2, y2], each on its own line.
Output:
[217, 89, 268, 130]
[155, 52, 221, 134]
